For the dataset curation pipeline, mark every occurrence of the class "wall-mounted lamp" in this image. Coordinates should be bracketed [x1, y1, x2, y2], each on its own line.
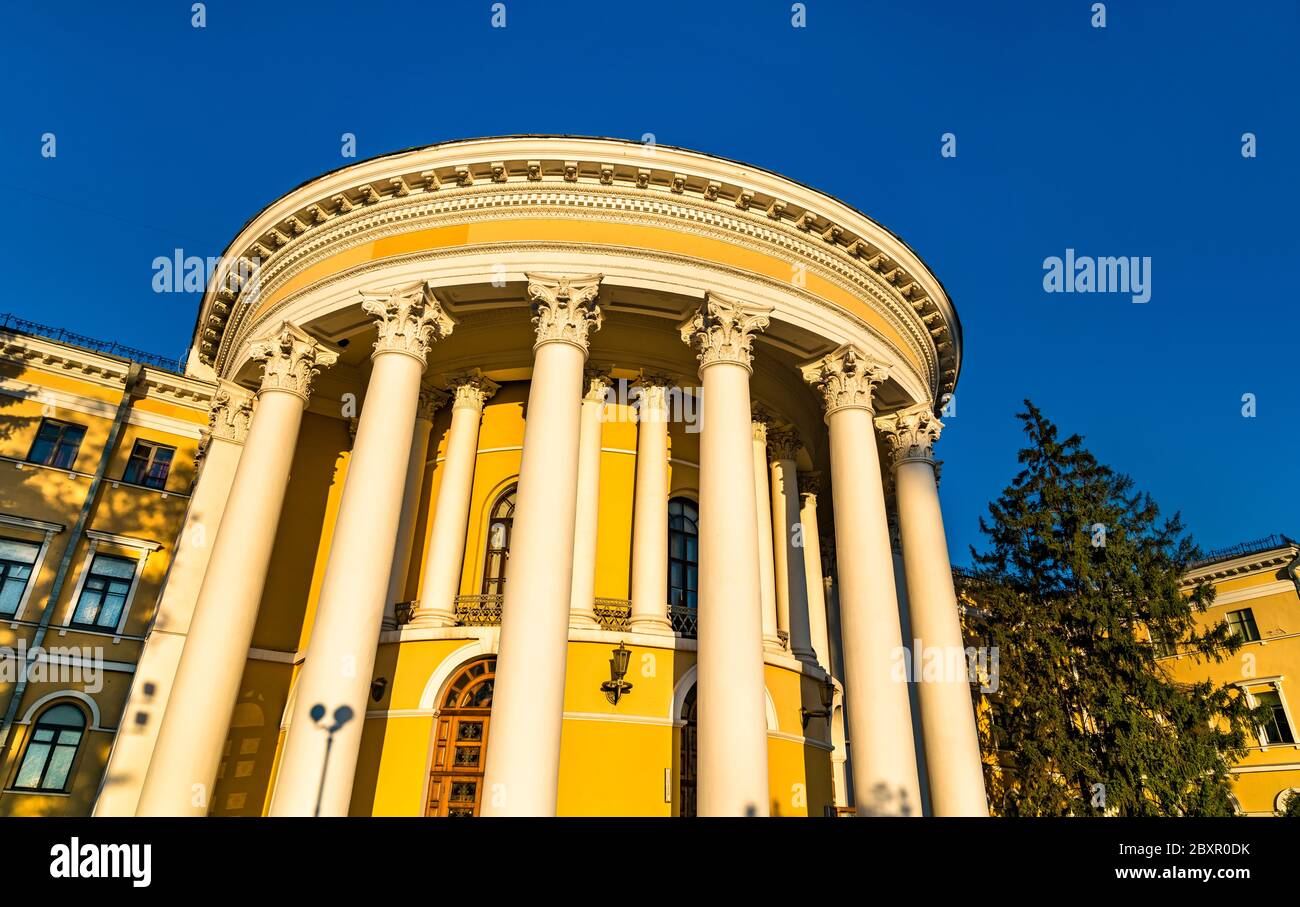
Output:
[800, 678, 836, 729]
[600, 642, 634, 706]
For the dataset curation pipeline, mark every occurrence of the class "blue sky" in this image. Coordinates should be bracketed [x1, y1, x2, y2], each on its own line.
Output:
[2, 0, 1295, 562]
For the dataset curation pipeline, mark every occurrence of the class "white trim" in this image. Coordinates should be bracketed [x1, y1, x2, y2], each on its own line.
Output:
[669, 663, 779, 732]
[59, 539, 99, 629]
[1208, 580, 1297, 607]
[0, 377, 206, 440]
[1229, 762, 1300, 774]
[7, 528, 57, 623]
[19, 689, 103, 730]
[83, 530, 162, 553]
[564, 710, 677, 727]
[247, 646, 300, 665]
[0, 513, 65, 535]
[1239, 678, 1298, 749]
[417, 640, 493, 710]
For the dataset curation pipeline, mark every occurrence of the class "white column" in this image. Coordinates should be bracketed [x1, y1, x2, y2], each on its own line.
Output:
[681, 292, 773, 816]
[802, 343, 921, 817]
[569, 369, 612, 628]
[270, 283, 454, 816]
[137, 324, 337, 816]
[411, 371, 498, 627]
[877, 404, 988, 817]
[768, 428, 816, 663]
[481, 273, 602, 817]
[383, 386, 447, 629]
[95, 383, 252, 816]
[751, 408, 782, 651]
[628, 373, 674, 634]
[797, 472, 832, 672]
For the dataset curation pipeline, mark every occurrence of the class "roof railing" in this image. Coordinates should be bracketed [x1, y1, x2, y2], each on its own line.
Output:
[0, 313, 186, 374]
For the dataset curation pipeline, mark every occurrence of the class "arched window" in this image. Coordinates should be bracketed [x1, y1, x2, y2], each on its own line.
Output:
[480, 485, 517, 596]
[679, 684, 697, 817]
[427, 657, 496, 817]
[668, 497, 698, 609]
[13, 703, 86, 792]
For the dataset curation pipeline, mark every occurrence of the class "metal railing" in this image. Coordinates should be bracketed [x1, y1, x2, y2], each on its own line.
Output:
[593, 598, 631, 632]
[447, 594, 700, 638]
[0, 313, 187, 374]
[454, 594, 503, 626]
[668, 603, 697, 637]
[1190, 534, 1291, 568]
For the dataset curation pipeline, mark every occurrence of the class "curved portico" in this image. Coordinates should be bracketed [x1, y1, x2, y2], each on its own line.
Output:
[109, 136, 983, 818]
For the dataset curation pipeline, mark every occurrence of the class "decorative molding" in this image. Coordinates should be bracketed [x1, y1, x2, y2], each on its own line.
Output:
[767, 427, 802, 463]
[525, 273, 603, 352]
[247, 321, 339, 402]
[444, 368, 500, 411]
[204, 382, 255, 445]
[797, 470, 821, 498]
[416, 385, 450, 422]
[359, 280, 456, 365]
[191, 140, 960, 402]
[801, 343, 888, 417]
[582, 367, 614, 405]
[875, 403, 942, 467]
[680, 292, 772, 372]
[632, 372, 673, 420]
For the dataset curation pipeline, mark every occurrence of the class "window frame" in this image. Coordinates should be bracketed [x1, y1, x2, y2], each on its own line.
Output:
[62, 532, 160, 635]
[121, 439, 176, 491]
[25, 418, 87, 471]
[1255, 689, 1296, 746]
[668, 496, 699, 610]
[479, 485, 517, 597]
[1225, 607, 1261, 643]
[0, 536, 43, 620]
[9, 702, 87, 793]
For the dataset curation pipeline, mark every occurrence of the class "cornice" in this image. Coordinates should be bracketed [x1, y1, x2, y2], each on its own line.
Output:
[0, 330, 214, 412]
[197, 138, 959, 400]
[1181, 545, 1300, 587]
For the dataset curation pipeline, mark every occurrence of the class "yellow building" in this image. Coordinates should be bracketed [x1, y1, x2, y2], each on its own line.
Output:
[1161, 535, 1300, 816]
[0, 136, 986, 817]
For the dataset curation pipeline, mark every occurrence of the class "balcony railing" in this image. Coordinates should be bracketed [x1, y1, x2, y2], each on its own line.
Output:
[593, 598, 631, 632]
[454, 594, 503, 626]
[446, 594, 699, 638]
[0, 313, 187, 374]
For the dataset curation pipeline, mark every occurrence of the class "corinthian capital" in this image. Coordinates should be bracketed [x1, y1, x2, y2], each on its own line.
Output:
[526, 273, 603, 352]
[680, 292, 773, 372]
[583, 367, 614, 405]
[875, 403, 943, 467]
[205, 382, 254, 445]
[445, 369, 500, 411]
[248, 322, 339, 402]
[767, 427, 802, 463]
[633, 372, 674, 421]
[360, 281, 456, 365]
[416, 385, 450, 422]
[800, 343, 889, 417]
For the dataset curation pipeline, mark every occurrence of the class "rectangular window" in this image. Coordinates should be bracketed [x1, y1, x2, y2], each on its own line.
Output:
[1257, 690, 1295, 745]
[26, 419, 86, 470]
[70, 554, 136, 630]
[1226, 608, 1261, 643]
[0, 538, 41, 618]
[122, 440, 175, 490]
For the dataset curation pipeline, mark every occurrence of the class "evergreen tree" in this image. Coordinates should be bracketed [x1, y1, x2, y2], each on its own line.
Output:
[968, 402, 1261, 816]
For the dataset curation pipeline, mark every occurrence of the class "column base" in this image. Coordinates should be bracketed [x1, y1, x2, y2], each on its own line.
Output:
[792, 645, 819, 664]
[763, 634, 787, 652]
[629, 616, 674, 634]
[407, 609, 459, 629]
[569, 611, 601, 629]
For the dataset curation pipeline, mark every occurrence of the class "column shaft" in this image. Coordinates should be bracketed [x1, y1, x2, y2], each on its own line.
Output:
[270, 283, 452, 816]
[752, 414, 781, 650]
[628, 376, 672, 633]
[138, 324, 336, 816]
[95, 387, 250, 816]
[481, 273, 600, 816]
[798, 479, 832, 672]
[383, 390, 443, 627]
[569, 371, 610, 628]
[882, 405, 988, 817]
[682, 293, 772, 816]
[769, 437, 815, 662]
[414, 374, 496, 627]
[803, 345, 921, 817]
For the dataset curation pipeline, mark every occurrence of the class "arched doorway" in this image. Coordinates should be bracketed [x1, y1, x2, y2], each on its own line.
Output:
[679, 685, 697, 817]
[426, 657, 495, 817]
